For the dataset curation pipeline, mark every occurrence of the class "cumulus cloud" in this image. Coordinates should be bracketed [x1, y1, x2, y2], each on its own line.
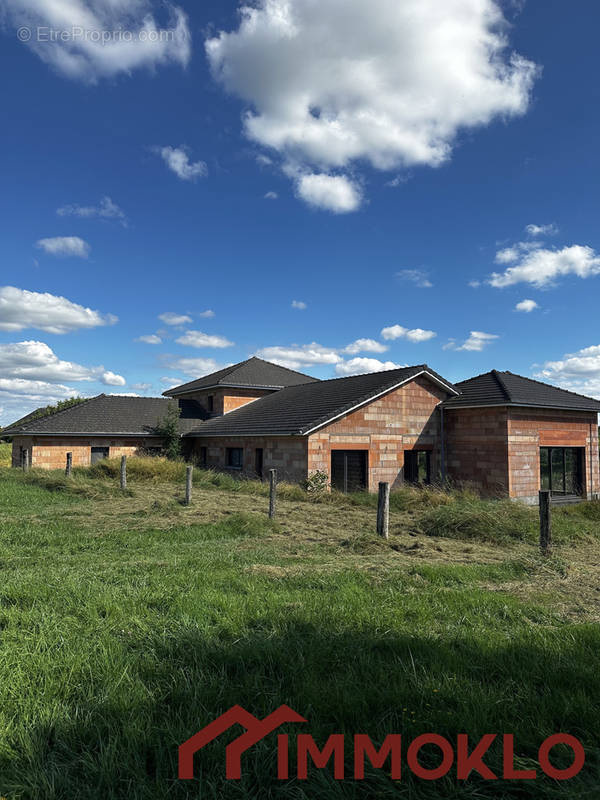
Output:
[515, 299, 539, 313]
[489, 244, 600, 288]
[256, 343, 340, 370]
[295, 173, 362, 213]
[291, 300, 307, 310]
[264, 191, 279, 200]
[534, 345, 600, 399]
[0, 378, 76, 399]
[344, 339, 388, 355]
[445, 331, 499, 351]
[156, 146, 207, 181]
[175, 331, 234, 349]
[335, 358, 404, 376]
[36, 236, 90, 258]
[57, 196, 127, 226]
[199, 310, 216, 318]
[131, 382, 152, 392]
[136, 334, 162, 345]
[0, 340, 125, 385]
[526, 223, 558, 237]
[0, 286, 117, 334]
[163, 357, 223, 377]
[381, 325, 437, 343]
[159, 312, 193, 326]
[396, 270, 433, 289]
[1, 0, 191, 82]
[207, 0, 537, 210]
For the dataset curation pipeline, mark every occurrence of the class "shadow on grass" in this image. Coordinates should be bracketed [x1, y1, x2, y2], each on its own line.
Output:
[3, 621, 599, 800]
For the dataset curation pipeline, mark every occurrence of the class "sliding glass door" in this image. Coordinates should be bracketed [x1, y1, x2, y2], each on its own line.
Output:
[540, 447, 584, 496]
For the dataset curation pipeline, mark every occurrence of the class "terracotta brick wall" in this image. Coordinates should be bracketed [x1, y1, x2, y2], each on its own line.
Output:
[308, 376, 448, 491]
[11, 436, 163, 470]
[193, 436, 308, 482]
[444, 407, 509, 496]
[176, 388, 273, 416]
[507, 408, 600, 502]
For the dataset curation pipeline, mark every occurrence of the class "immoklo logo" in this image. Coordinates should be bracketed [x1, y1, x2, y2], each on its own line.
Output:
[179, 705, 585, 782]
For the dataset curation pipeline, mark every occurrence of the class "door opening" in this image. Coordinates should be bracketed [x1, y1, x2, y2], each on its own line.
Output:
[331, 450, 368, 493]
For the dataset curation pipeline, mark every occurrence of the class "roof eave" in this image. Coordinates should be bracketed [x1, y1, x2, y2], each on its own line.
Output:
[443, 402, 600, 413]
[163, 382, 286, 397]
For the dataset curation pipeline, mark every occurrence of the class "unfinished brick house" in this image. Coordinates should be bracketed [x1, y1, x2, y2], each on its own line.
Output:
[4, 357, 600, 503]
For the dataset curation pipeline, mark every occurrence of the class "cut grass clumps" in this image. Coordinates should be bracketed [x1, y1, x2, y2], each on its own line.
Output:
[420, 498, 537, 544]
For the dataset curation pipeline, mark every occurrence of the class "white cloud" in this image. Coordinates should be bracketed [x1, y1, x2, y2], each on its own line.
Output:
[136, 334, 162, 345]
[0, 378, 76, 399]
[159, 312, 193, 326]
[156, 146, 207, 181]
[295, 172, 362, 213]
[207, 0, 537, 210]
[57, 196, 127, 226]
[0, 340, 125, 385]
[489, 244, 600, 288]
[534, 344, 600, 399]
[36, 236, 90, 258]
[291, 300, 307, 310]
[381, 325, 437, 343]
[344, 339, 388, 355]
[2, 0, 191, 82]
[175, 331, 234, 349]
[256, 343, 340, 370]
[446, 331, 499, 351]
[515, 299, 539, 313]
[468, 280, 482, 288]
[199, 310, 216, 318]
[264, 191, 279, 200]
[160, 376, 185, 388]
[526, 223, 558, 237]
[335, 358, 404, 376]
[164, 358, 223, 377]
[102, 371, 126, 387]
[0, 286, 117, 334]
[131, 382, 152, 392]
[396, 270, 433, 289]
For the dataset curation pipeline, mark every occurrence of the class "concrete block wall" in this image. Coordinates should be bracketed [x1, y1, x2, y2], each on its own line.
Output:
[308, 376, 448, 491]
[444, 407, 510, 496]
[193, 436, 308, 482]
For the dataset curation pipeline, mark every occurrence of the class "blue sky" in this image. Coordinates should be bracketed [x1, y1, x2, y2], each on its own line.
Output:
[0, 0, 599, 425]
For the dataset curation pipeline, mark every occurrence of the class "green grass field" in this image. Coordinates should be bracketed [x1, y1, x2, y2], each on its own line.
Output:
[0, 456, 599, 799]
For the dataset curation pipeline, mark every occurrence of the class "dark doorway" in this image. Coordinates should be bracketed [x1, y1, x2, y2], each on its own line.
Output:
[91, 447, 110, 465]
[255, 448, 264, 480]
[200, 447, 207, 468]
[331, 450, 368, 493]
[540, 447, 584, 497]
[404, 450, 431, 485]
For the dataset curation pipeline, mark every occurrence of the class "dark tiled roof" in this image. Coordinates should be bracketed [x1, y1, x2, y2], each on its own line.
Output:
[187, 365, 457, 437]
[3, 395, 203, 436]
[443, 371, 600, 412]
[163, 357, 319, 396]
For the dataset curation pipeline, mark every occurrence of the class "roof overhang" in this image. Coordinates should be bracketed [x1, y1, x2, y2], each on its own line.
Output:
[443, 402, 600, 413]
[8, 431, 165, 437]
[163, 382, 285, 397]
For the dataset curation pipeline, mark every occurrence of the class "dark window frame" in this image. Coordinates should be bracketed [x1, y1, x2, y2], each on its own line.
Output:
[207, 395, 214, 414]
[540, 447, 584, 497]
[226, 447, 244, 470]
[200, 446, 208, 468]
[330, 450, 368, 494]
[91, 446, 110, 465]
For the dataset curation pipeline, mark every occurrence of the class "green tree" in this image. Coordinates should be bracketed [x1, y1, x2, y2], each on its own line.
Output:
[154, 404, 182, 460]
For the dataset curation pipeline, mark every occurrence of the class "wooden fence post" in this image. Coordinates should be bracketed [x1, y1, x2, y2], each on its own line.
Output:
[22, 449, 30, 473]
[539, 490, 552, 556]
[185, 465, 193, 506]
[269, 469, 277, 519]
[377, 482, 390, 539]
[120, 456, 127, 490]
[65, 452, 72, 478]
